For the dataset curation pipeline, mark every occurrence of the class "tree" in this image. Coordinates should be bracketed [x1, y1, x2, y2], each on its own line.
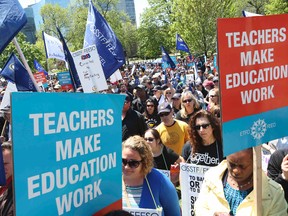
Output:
[0, 33, 45, 72]
[265, 0, 288, 15]
[137, 0, 175, 59]
[170, 0, 236, 56]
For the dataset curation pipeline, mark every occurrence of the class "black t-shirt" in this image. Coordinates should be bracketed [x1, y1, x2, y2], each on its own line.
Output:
[153, 145, 179, 170]
[182, 140, 223, 166]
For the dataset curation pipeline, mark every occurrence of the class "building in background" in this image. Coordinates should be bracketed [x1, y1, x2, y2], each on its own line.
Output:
[21, 0, 136, 43]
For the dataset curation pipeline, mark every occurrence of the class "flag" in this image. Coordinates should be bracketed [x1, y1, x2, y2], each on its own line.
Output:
[56, 27, 81, 90]
[0, 53, 37, 91]
[0, 0, 27, 54]
[161, 46, 176, 69]
[33, 59, 48, 76]
[84, 1, 125, 79]
[42, 31, 66, 62]
[176, 33, 191, 57]
[242, 10, 262, 17]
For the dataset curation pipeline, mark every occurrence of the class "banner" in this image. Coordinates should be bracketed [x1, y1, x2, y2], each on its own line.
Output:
[218, 14, 288, 156]
[12, 93, 125, 215]
[57, 71, 73, 91]
[84, 1, 125, 79]
[42, 32, 66, 62]
[0, 53, 37, 92]
[0, 0, 27, 54]
[72, 45, 108, 93]
[180, 163, 210, 216]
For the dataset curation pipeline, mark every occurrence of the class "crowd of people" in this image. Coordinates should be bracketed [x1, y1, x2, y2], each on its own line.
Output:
[0, 56, 288, 215]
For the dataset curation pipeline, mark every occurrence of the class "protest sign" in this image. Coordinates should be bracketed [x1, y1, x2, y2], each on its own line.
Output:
[180, 163, 210, 216]
[12, 93, 124, 215]
[124, 207, 162, 216]
[57, 71, 73, 91]
[72, 45, 108, 93]
[218, 14, 288, 156]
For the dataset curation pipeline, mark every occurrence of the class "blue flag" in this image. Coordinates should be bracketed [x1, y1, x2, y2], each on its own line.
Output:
[56, 27, 81, 90]
[33, 59, 48, 76]
[161, 46, 176, 69]
[176, 33, 192, 59]
[84, 1, 125, 79]
[0, 53, 37, 91]
[0, 0, 27, 54]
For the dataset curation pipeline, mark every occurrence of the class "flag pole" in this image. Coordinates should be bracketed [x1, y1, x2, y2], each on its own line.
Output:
[12, 38, 40, 92]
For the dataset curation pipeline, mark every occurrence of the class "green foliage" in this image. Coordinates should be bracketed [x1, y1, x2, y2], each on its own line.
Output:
[0, 33, 45, 72]
[265, 0, 288, 14]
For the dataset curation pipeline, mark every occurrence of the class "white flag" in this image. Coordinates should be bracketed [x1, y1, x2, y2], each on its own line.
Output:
[42, 32, 66, 62]
[242, 10, 262, 17]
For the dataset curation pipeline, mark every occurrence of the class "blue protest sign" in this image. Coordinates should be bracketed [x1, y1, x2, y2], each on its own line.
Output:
[11, 93, 124, 215]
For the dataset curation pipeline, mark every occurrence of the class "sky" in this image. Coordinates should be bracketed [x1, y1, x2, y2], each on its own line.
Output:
[18, 0, 149, 26]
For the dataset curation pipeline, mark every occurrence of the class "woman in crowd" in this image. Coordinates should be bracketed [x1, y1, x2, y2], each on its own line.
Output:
[175, 91, 201, 124]
[182, 110, 223, 166]
[142, 98, 161, 129]
[207, 87, 220, 111]
[122, 135, 180, 216]
[144, 129, 185, 184]
[163, 87, 175, 106]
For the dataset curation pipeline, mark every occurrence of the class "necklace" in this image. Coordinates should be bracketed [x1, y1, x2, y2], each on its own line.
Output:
[228, 174, 253, 189]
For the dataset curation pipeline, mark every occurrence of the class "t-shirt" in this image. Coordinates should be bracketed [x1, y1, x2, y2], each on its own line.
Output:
[156, 120, 189, 155]
[154, 145, 179, 170]
[182, 140, 223, 166]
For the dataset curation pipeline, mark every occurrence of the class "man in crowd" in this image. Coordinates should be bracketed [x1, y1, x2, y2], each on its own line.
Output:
[122, 94, 147, 141]
[156, 102, 189, 155]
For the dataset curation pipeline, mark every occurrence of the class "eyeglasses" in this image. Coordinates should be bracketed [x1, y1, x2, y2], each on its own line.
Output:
[146, 104, 154, 107]
[210, 95, 218, 98]
[122, 158, 142, 168]
[194, 123, 211, 130]
[166, 92, 172, 94]
[159, 112, 170, 117]
[183, 99, 192, 103]
[144, 137, 155, 142]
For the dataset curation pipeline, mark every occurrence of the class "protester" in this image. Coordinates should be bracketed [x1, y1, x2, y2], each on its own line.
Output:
[267, 148, 288, 202]
[122, 135, 181, 216]
[122, 94, 147, 141]
[132, 84, 149, 113]
[207, 87, 220, 111]
[152, 85, 165, 105]
[171, 93, 181, 114]
[182, 110, 223, 166]
[163, 87, 175, 105]
[175, 91, 201, 124]
[142, 98, 161, 129]
[0, 142, 13, 216]
[194, 148, 287, 215]
[144, 129, 184, 184]
[156, 102, 189, 155]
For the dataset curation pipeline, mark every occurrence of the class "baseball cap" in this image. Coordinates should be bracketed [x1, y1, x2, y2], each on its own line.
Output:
[158, 102, 172, 114]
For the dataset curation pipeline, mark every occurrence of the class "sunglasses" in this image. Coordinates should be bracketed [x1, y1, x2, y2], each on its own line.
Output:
[172, 98, 180, 100]
[122, 159, 142, 168]
[166, 92, 172, 94]
[159, 112, 170, 117]
[183, 99, 192, 103]
[194, 123, 210, 130]
[210, 95, 217, 98]
[146, 104, 154, 107]
[144, 137, 155, 142]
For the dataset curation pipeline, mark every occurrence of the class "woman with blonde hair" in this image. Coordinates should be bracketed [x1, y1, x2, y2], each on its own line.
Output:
[207, 87, 220, 111]
[122, 135, 180, 216]
[175, 91, 201, 124]
[163, 87, 175, 106]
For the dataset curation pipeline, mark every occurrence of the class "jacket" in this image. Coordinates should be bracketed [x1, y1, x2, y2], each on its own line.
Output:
[194, 160, 287, 216]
